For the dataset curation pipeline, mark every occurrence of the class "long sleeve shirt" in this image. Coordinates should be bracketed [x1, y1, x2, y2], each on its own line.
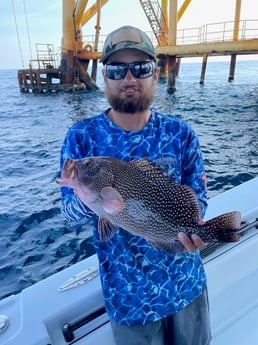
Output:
[59, 109, 208, 326]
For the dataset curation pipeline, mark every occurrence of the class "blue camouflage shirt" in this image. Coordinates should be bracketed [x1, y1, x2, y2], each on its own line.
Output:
[59, 109, 208, 326]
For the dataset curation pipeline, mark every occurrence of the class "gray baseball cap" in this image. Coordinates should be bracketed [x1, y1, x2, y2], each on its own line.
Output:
[100, 25, 156, 64]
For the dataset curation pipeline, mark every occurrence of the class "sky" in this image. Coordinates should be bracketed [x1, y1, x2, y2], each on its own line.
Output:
[0, 0, 257, 69]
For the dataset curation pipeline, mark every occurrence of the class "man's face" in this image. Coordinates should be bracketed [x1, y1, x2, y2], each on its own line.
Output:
[102, 49, 159, 114]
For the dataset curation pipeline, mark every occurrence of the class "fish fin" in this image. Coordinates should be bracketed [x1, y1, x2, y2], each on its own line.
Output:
[130, 158, 174, 182]
[130, 157, 156, 170]
[98, 218, 119, 242]
[100, 187, 125, 214]
[205, 211, 242, 242]
[130, 157, 150, 166]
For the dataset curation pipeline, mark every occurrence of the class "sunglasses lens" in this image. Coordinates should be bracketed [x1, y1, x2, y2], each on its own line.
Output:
[106, 62, 155, 80]
[105, 65, 128, 80]
[134, 61, 154, 79]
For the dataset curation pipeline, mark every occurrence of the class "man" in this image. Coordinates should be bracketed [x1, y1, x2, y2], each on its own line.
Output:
[59, 25, 211, 345]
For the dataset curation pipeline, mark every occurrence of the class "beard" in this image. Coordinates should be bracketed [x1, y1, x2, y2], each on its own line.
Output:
[104, 81, 156, 114]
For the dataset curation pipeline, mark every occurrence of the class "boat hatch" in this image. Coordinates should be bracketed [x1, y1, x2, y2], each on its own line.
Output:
[62, 306, 109, 343]
[58, 265, 99, 292]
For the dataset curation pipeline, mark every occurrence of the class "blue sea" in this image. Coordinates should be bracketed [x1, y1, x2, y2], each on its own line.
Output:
[0, 60, 257, 300]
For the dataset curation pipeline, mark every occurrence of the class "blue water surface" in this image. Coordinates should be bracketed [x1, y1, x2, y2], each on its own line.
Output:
[0, 60, 257, 300]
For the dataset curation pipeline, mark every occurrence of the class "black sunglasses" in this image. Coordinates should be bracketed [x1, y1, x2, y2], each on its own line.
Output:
[105, 61, 156, 80]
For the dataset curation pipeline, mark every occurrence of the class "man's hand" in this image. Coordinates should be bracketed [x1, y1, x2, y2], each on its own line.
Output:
[178, 232, 207, 253]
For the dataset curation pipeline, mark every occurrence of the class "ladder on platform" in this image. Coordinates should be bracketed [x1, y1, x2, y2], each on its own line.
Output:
[139, 0, 168, 46]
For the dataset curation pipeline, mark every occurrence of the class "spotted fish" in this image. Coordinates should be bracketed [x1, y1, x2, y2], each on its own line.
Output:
[56, 156, 241, 253]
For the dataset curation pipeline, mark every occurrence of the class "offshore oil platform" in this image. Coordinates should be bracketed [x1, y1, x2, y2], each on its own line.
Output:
[17, 0, 258, 93]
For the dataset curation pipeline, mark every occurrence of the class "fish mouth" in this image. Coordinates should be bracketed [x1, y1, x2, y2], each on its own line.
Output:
[62, 158, 77, 179]
[56, 158, 77, 185]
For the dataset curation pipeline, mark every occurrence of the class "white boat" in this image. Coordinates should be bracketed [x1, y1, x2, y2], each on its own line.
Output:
[1, 177, 258, 345]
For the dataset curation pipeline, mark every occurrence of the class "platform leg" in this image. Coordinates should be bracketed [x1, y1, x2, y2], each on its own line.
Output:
[200, 54, 208, 85]
[167, 55, 177, 93]
[229, 54, 237, 82]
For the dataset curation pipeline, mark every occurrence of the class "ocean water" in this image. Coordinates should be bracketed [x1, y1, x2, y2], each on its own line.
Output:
[0, 60, 257, 300]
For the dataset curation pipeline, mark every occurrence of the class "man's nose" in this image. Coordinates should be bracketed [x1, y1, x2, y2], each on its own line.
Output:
[124, 68, 135, 81]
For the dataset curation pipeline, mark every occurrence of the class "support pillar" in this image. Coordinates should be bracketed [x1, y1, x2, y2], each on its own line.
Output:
[91, 0, 101, 82]
[175, 57, 181, 77]
[60, 50, 75, 84]
[167, 0, 178, 93]
[60, 0, 76, 84]
[157, 55, 168, 78]
[228, 1, 241, 82]
[229, 54, 237, 82]
[200, 54, 208, 84]
[77, 60, 98, 90]
[167, 55, 177, 93]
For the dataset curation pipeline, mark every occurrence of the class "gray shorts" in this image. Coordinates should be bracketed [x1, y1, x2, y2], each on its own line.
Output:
[110, 288, 211, 345]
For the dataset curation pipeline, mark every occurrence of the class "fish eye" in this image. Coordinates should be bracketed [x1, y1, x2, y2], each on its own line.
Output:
[82, 158, 92, 166]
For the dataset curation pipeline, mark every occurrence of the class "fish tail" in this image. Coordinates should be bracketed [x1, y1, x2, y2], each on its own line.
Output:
[205, 211, 242, 242]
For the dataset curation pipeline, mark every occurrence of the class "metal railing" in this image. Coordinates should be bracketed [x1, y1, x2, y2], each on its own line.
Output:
[29, 44, 60, 69]
[26, 19, 258, 70]
[81, 19, 258, 50]
[177, 19, 258, 45]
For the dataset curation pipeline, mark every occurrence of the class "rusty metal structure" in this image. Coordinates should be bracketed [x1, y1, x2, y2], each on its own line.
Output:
[17, 0, 258, 93]
[18, 44, 62, 92]
[18, 0, 106, 92]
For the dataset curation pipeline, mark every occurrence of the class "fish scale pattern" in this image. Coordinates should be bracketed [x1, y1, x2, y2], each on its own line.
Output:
[60, 109, 207, 325]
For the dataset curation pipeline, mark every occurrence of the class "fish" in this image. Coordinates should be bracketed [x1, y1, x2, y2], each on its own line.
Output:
[56, 156, 241, 253]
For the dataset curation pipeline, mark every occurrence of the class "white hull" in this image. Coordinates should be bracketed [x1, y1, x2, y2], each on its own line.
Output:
[1, 177, 258, 345]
